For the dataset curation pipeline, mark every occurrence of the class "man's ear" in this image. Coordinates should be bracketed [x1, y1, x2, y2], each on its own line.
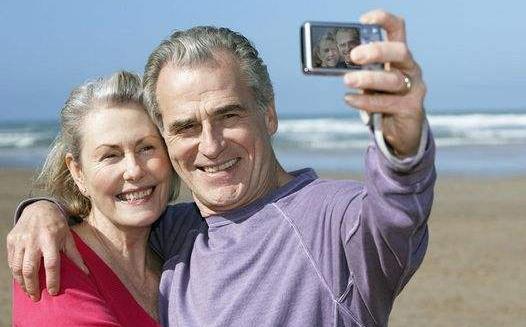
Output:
[264, 104, 278, 136]
[65, 153, 87, 195]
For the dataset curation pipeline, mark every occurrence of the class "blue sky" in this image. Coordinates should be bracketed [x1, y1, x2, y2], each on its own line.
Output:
[1, 0, 525, 121]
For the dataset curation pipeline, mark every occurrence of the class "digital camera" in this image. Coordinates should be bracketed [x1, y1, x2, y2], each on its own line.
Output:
[301, 21, 385, 75]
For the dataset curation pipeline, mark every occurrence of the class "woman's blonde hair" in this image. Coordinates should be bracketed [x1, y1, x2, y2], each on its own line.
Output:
[34, 71, 179, 218]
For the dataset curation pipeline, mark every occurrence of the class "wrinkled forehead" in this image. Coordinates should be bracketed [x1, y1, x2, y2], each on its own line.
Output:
[156, 54, 255, 118]
[78, 104, 160, 151]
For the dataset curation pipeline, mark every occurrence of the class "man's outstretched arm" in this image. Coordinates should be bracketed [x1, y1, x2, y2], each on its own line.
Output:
[338, 10, 435, 325]
[7, 200, 88, 300]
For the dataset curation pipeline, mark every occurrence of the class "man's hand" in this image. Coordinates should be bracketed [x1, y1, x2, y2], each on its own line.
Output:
[6, 200, 88, 301]
[344, 9, 426, 157]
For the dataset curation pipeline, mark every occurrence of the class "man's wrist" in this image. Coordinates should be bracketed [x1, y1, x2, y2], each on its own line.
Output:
[14, 198, 67, 225]
[372, 115, 430, 173]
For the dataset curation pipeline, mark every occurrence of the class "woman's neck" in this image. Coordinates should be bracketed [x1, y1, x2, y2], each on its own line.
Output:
[72, 207, 161, 320]
[83, 208, 151, 270]
[74, 208, 158, 279]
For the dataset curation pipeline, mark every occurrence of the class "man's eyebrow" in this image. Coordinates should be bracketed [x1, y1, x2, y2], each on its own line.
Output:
[166, 105, 248, 134]
[167, 117, 198, 134]
[213, 104, 247, 116]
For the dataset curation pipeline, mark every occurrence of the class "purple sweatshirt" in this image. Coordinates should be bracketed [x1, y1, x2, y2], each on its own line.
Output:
[150, 138, 436, 327]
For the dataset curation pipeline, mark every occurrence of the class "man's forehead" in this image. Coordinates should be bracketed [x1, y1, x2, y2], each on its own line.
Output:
[156, 59, 254, 122]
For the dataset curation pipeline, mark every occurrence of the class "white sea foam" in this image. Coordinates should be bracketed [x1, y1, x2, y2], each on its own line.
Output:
[276, 113, 526, 150]
[278, 118, 366, 135]
[428, 113, 526, 129]
[2, 113, 526, 152]
[0, 133, 40, 148]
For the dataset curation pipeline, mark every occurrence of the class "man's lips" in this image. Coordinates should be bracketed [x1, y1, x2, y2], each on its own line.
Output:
[197, 158, 239, 174]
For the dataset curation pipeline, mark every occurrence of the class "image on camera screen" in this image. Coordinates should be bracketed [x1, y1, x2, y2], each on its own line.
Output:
[311, 26, 361, 69]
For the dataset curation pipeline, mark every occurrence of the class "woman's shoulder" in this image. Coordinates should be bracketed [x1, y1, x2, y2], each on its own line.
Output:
[12, 250, 121, 326]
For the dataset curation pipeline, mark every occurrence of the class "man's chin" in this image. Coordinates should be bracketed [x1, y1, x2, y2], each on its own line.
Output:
[193, 188, 242, 216]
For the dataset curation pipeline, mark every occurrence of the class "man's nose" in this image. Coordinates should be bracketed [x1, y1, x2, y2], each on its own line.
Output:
[123, 154, 146, 181]
[198, 123, 225, 158]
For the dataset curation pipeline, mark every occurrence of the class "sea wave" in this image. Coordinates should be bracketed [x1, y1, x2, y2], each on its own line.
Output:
[275, 113, 526, 150]
[0, 132, 56, 149]
[2, 113, 526, 152]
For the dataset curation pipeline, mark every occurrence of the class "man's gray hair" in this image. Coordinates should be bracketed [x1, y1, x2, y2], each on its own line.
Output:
[143, 26, 275, 130]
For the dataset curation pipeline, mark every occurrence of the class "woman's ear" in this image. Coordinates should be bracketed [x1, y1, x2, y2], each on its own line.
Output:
[65, 153, 87, 196]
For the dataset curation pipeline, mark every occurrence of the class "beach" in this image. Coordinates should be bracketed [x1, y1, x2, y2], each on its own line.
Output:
[1, 168, 525, 326]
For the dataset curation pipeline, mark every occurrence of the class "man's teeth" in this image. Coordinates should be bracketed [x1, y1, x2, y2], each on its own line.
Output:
[118, 188, 153, 201]
[203, 159, 237, 173]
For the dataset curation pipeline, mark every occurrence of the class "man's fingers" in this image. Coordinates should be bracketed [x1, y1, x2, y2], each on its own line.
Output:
[10, 246, 26, 292]
[344, 70, 411, 94]
[22, 247, 42, 301]
[6, 232, 16, 273]
[63, 233, 89, 274]
[41, 241, 61, 296]
[350, 42, 415, 71]
[360, 9, 406, 43]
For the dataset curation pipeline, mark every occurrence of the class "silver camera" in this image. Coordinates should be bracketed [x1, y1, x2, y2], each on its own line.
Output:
[301, 21, 385, 75]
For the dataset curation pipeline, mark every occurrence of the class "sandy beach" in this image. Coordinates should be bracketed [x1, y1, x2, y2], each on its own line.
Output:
[1, 168, 525, 326]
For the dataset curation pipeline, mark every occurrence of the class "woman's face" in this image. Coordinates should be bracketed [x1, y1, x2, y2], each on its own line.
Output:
[318, 39, 340, 67]
[69, 104, 173, 228]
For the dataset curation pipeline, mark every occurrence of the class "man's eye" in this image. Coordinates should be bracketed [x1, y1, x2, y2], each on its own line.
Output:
[140, 145, 154, 152]
[221, 113, 242, 126]
[100, 153, 118, 161]
[174, 123, 200, 136]
[180, 124, 195, 132]
[224, 113, 238, 119]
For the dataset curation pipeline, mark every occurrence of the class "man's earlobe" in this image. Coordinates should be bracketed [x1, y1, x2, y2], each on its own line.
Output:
[265, 105, 278, 135]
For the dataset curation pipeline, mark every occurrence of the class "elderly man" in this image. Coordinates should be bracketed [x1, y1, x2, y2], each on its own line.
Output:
[8, 10, 435, 327]
[335, 27, 361, 67]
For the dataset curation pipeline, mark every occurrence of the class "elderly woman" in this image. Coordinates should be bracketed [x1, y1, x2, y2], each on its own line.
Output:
[314, 32, 344, 68]
[12, 71, 178, 326]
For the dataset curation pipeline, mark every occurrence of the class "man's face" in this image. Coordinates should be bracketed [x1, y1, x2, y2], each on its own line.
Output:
[335, 30, 360, 64]
[156, 53, 279, 216]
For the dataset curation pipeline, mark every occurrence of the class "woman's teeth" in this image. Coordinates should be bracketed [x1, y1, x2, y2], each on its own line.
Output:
[117, 187, 153, 202]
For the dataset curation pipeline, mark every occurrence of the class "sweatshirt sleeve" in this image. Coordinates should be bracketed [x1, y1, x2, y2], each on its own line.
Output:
[149, 203, 202, 262]
[13, 197, 68, 225]
[342, 128, 436, 326]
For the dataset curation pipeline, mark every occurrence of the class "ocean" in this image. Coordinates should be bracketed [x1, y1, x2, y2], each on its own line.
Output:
[1, 110, 526, 176]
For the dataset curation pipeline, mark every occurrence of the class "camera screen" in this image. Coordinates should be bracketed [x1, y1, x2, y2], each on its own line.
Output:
[311, 26, 361, 69]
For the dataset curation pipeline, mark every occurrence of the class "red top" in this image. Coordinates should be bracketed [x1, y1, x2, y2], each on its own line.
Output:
[12, 231, 160, 327]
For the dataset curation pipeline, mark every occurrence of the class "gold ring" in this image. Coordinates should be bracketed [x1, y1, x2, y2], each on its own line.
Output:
[402, 73, 412, 93]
